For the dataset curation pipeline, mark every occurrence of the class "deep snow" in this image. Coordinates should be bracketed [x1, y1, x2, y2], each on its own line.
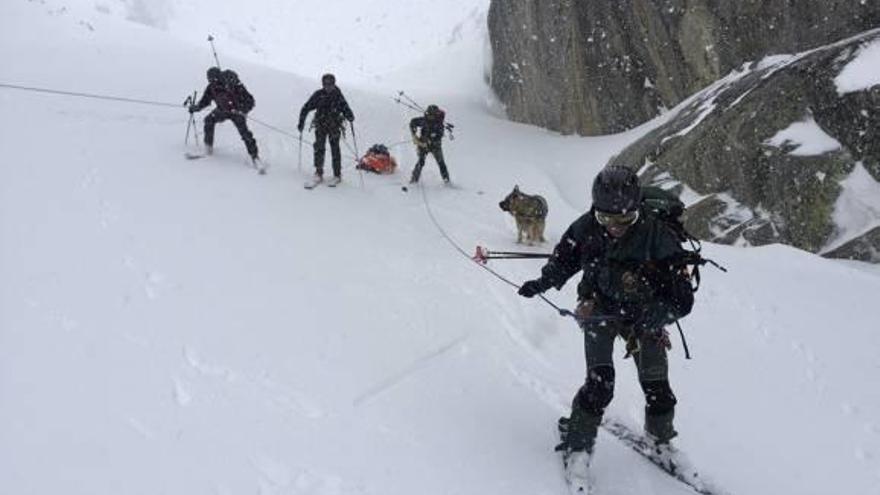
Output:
[2, 2, 880, 495]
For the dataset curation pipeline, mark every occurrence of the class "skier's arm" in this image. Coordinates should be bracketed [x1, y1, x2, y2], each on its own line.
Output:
[191, 85, 213, 112]
[298, 93, 318, 130]
[519, 221, 585, 298]
[539, 225, 586, 290]
[410, 117, 424, 136]
[340, 93, 354, 122]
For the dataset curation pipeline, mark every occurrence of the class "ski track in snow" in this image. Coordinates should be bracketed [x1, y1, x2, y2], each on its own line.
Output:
[352, 334, 469, 407]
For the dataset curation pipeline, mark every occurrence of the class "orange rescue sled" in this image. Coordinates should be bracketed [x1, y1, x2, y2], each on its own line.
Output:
[356, 144, 397, 174]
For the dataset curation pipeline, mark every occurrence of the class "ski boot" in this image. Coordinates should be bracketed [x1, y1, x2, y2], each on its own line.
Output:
[304, 171, 324, 189]
[645, 410, 678, 473]
[557, 409, 601, 492]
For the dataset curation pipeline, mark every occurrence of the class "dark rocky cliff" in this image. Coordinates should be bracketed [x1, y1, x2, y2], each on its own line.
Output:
[489, 0, 880, 135]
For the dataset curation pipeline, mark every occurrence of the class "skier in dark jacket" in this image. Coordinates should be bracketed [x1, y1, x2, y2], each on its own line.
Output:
[518, 166, 695, 476]
[409, 104, 450, 184]
[297, 73, 354, 184]
[189, 67, 259, 161]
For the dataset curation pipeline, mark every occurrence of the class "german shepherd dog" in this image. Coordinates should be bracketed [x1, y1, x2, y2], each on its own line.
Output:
[499, 186, 548, 245]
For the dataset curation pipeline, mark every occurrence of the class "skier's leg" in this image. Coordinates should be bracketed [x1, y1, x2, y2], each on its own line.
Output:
[634, 332, 677, 443]
[431, 145, 450, 182]
[410, 148, 428, 183]
[313, 126, 327, 176]
[559, 323, 617, 454]
[203, 109, 226, 148]
[231, 113, 258, 159]
[329, 128, 342, 178]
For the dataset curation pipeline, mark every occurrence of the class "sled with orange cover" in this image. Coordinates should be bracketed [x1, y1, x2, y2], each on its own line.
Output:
[356, 144, 397, 174]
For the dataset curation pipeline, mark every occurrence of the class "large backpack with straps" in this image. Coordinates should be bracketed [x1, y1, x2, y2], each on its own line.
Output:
[233, 84, 255, 113]
[641, 186, 690, 243]
[223, 70, 255, 113]
[639, 186, 725, 292]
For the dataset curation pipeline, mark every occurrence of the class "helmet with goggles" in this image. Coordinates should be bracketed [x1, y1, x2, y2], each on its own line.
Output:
[591, 166, 642, 227]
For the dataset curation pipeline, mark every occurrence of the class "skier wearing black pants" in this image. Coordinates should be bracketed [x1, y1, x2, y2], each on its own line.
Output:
[518, 166, 695, 487]
[409, 104, 450, 184]
[297, 73, 354, 185]
[189, 67, 259, 160]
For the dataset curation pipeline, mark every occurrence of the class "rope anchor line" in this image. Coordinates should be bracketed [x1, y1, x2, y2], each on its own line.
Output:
[0, 81, 363, 162]
[416, 184, 581, 322]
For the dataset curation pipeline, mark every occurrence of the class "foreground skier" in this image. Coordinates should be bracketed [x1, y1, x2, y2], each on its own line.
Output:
[518, 166, 695, 491]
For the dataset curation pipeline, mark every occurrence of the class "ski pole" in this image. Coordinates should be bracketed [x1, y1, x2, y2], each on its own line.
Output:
[191, 91, 200, 145]
[350, 121, 364, 188]
[183, 95, 193, 146]
[297, 131, 303, 172]
[398, 91, 425, 112]
[207, 35, 222, 68]
[486, 250, 551, 257]
[392, 95, 422, 113]
[472, 246, 551, 264]
[183, 91, 199, 146]
[395, 92, 457, 136]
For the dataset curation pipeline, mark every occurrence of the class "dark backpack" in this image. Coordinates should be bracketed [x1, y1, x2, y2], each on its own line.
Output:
[641, 186, 689, 243]
[640, 186, 726, 291]
[233, 84, 255, 113]
[368, 144, 390, 156]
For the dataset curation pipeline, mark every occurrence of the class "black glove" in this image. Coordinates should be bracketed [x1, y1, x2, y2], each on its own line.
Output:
[297, 122, 305, 133]
[188, 104, 198, 114]
[348, 115, 355, 123]
[518, 279, 550, 298]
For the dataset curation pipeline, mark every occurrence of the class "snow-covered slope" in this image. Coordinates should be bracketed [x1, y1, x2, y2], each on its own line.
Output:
[18, 0, 489, 85]
[2, 2, 880, 495]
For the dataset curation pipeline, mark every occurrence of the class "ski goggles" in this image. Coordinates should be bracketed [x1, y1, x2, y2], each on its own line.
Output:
[594, 209, 640, 227]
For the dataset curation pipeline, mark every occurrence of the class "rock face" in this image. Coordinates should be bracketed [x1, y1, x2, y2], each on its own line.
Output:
[488, 0, 880, 136]
[607, 31, 880, 262]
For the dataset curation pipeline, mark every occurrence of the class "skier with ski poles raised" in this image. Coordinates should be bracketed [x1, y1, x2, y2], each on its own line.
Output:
[517, 166, 697, 489]
[408, 104, 451, 185]
[188, 67, 260, 163]
[297, 73, 354, 187]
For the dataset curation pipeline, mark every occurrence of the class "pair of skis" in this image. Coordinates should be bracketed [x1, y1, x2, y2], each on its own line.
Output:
[185, 151, 268, 175]
[560, 418, 727, 495]
[303, 176, 341, 189]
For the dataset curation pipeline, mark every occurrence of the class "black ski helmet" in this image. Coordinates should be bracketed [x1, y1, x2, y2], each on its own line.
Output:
[426, 104, 440, 115]
[321, 73, 336, 86]
[207, 67, 223, 82]
[591, 166, 642, 213]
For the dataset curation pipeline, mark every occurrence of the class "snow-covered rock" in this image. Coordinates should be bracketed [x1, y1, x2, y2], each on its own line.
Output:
[610, 29, 880, 261]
